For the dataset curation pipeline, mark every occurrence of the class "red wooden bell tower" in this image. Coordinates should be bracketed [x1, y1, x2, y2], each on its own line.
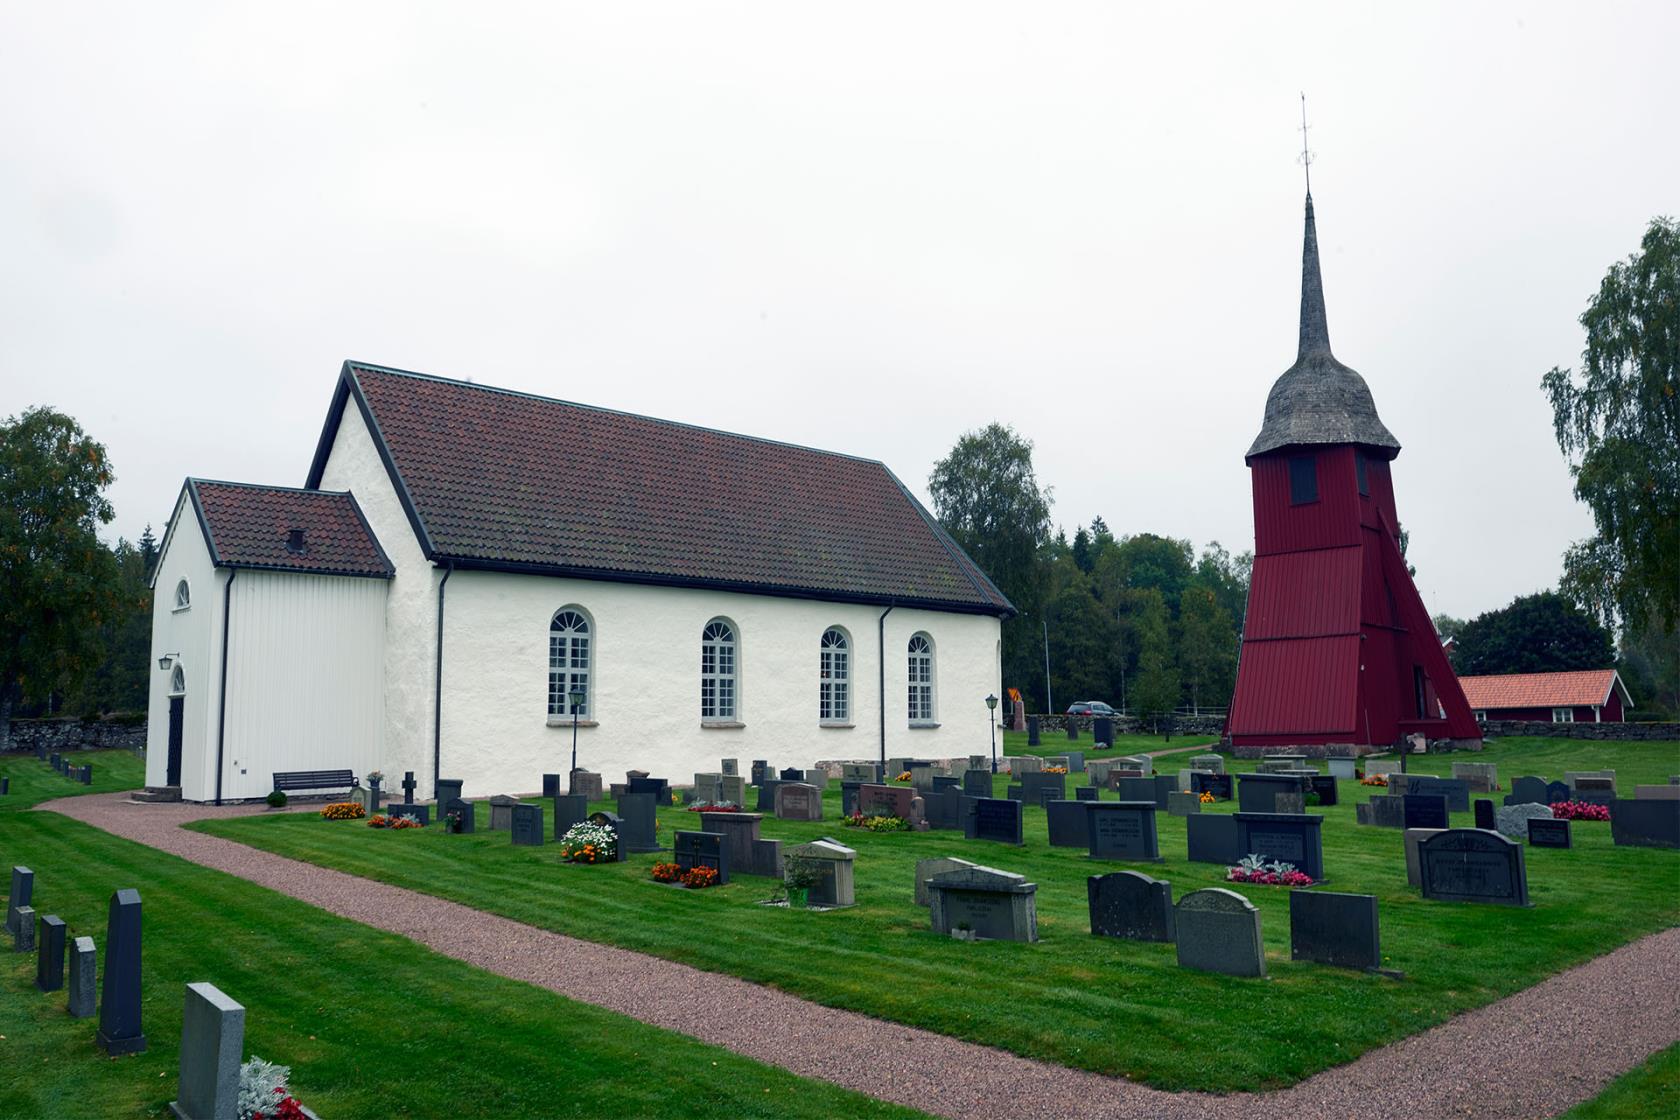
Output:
[1225, 193, 1479, 750]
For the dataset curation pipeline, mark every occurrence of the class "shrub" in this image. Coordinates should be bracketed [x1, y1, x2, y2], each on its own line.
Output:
[320, 802, 365, 820]
[782, 855, 823, 891]
[651, 862, 683, 883]
[680, 865, 720, 889]
[266, 790, 287, 808]
[559, 821, 618, 863]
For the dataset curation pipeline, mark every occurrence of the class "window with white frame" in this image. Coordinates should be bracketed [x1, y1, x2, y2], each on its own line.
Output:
[908, 633, 935, 723]
[1551, 707, 1574, 723]
[174, 579, 191, 611]
[819, 628, 849, 722]
[170, 664, 186, 695]
[548, 608, 592, 718]
[1474, 710, 1487, 722]
[701, 619, 737, 720]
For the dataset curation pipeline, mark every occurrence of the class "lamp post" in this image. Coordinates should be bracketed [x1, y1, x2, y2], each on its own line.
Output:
[568, 686, 587, 778]
[985, 693, 999, 773]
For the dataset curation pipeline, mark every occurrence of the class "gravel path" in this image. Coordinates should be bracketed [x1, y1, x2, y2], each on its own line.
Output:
[44, 793, 1680, 1120]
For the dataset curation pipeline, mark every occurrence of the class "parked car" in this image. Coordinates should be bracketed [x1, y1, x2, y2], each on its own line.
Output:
[1066, 701, 1117, 717]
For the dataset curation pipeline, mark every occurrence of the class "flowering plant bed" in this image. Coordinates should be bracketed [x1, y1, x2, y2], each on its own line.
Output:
[1359, 774, 1388, 787]
[681, 866, 720, 889]
[239, 1055, 309, 1120]
[367, 814, 423, 830]
[1199, 792, 1215, 804]
[1549, 800, 1611, 821]
[1226, 855, 1314, 887]
[895, 771, 913, 782]
[842, 811, 909, 832]
[686, 801, 743, 812]
[1043, 766, 1068, 775]
[559, 821, 618, 863]
[320, 801, 365, 820]
[651, 862, 683, 883]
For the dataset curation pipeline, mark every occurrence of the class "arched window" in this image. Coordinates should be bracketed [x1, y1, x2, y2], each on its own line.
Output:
[548, 608, 592, 717]
[701, 619, 738, 720]
[908, 633, 935, 723]
[819, 628, 850, 722]
[170, 664, 186, 695]
[174, 579, 191, 611]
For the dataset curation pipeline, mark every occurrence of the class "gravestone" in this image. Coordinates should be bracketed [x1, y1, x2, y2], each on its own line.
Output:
[400, 771, 418, 804]
[694, 773, 724, 804]
[585, 811, 628, 861]
[755, 779, 784, 813]
[962, 769, 992, 799]
[965, 797, 1024, 845]
[1046, 800, 1090, 847]
[489, 795, 519, 831]
[841, 762, 881, 784]
[839, 781, 862, 817]
[1403, 794, 1450, 831]
[1386, 772, 1415, 797]
[921, 785, 967, 831]
[1191, 754, 1226, 774]
[171, 982, 244, 1120]
[1495, 803, 1555, 840]
[1528, 817, 1572, 848]
[1088, 871, 1174, 942]
[1067, 720, 1080, 741]
[859, 784, 915, 821]
[719, 775, 747, 806]
[1418, 830, 1530, 906]
[1407, 777, 1470, 813]
[445, 798, 475, 833]
[1544, 780, 1573, 805]
[435, 779, 464, 813]
[1504, 776, 1549, 806]
[1566, 770, 1615, 790]
[1474, 799, 1495, 830]
[1610, 799, 1680, 849]
[802, 768, 830, 791]
[914, 857, 976, 906]
[780, 767, 804, 782]
[927, 865, 1038, 942]
[1113, 775, 1157, 804]
[385, 803, 429, 825]
[908, 764, 936, 791]
[1006, 784, 1023, 802]
[1026, 716, 1040, 746]
[1191, 772, 1233, 801]
[569, 770, 603, 800]
[1309, 775, 1339, 807]
[1186, 814, 1241, 865]
[721, 758, 739, 777]
[673, 830, 729, 884]
[1453, 762, 1499, 793]
[1168, 791, 1202, 817]
[751, 760, 771, 786]
[786, 838, 856, 907]
[12, 905, 35, 953]
[1076, 787, 1099, 802]
[1020, 772, 1067, 808]
[552, 794, 589, 838]
[1326, 757, 1357, 781]
[1233, 813, 1326, 881]
[1087, 802, 1161, 862]
[1404, 827, 1447, 887]
[1044, 755, 1070, 771]
[511, 803, 545, 846]
[348, 785, 373, 815]
[1175, 888, 1265, 977]
[1013, 755, 1044, 775]
[541, 773, 561, 798]
[7, 866, 32, 938]
[774, 783, 824, 822]
[68, 936, 96, 1018]
[1290, 891, 1380, 970]
[1092, 717, 1114, 746]
[616, 793, 662, 852]
[1364, 760, 1403, 778]
[1356, 796, 1407, 828]
[99, 888, 147, 1055]
[629, 776, 671, 804]
[1237, 772, 1309, 814]
[37, 915, 67, 991]
[1066, 751, 1086, 773]
[1635, 784, 1680, 801]
[699, 812, 783, 877]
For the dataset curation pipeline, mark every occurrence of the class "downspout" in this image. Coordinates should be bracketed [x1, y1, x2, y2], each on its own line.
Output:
[213, 569, 237, 806]
[878, 603, 895, 765]
[433, 560, 453, 796]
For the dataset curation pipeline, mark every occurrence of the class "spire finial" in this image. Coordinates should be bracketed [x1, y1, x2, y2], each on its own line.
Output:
[1298, 92, 1314, 195]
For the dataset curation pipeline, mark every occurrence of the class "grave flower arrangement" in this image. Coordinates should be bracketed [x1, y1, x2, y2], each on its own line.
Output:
[237, 1055, 309, 1120]
[896, 771, 913, 782]
[1199, 791, 1215, 804]
[368, 812, 424, 829]
[1226, 854, 1314, 887]
[320, 801, 365, 820]
[650, 861, 683, 883]
[1043, 765, 1068, 775]
[842, 811, 909, 832]
[686, 800, 742, 812]
[559, 821, 618, 863]
[680, 865, 720, 889]
[1359, 774, 1388, 787]
[1549, 800, 1611, 821]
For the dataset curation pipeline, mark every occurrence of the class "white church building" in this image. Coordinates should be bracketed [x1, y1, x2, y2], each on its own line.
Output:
[147, 361, 1013, 803]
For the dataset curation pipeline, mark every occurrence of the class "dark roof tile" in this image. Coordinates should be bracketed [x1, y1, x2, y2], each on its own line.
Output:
[190, 481, 393, 578]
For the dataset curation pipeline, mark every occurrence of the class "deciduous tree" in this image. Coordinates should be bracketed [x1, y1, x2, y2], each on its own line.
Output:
[1454, 591, 1615, 677]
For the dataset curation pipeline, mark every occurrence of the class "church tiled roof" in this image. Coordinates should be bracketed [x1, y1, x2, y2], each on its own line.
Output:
[305, 362, 1014, 615]
[188, 480, 394, 578]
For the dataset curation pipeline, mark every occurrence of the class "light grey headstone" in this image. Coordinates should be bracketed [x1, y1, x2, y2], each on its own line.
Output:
[1175, 888, 1265, 977]
[786, 838, 856, 907]
[1404, 827, 1447, 887]
[914, 857, 977, 906]
[1012, 755, 1044, 775]
[7, 866, 33, 937]
[1565, 770, 1615, 790]
[12, 905, 36, 953]
[1326, 757, 1357, 781]
[170, 982, 245, 1120]
[68, 936, 96, 1018]
[927, 864, 1038, 942]
[1168, 791, 1202, 817]
[1191, 754, 1226, 775]
[1634, 784, 1680, 801]
[1495, 803, 1554, 840]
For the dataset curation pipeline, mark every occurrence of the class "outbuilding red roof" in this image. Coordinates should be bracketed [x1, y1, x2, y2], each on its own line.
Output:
[1457, 669, 1628, 711]
[304, 361, 1013, 614]
[187, 480, 394, 578]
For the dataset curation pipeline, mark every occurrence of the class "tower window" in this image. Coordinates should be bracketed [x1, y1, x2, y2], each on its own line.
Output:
[1288, 455, 1318, 505]
[1356, 455, 1369, 496]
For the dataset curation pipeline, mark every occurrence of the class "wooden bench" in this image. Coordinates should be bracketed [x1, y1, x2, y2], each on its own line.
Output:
[271, 770, 355, 796]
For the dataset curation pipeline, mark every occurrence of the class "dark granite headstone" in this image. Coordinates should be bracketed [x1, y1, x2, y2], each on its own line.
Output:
[434, 779, 464, 812]
[552, 794, 589, 838]
[921, 785, 966, 831]
[98, 889, 146, 1055]
[1289, 890, 1380, 970]
[1006, 783, 1023, 802]
[1191, 772, 1233, 801]
[1356, 796, 1407, 828]
[400, 771, 418, 804]
[1087, 802, 1161, 862]
[1407, 776, 1470, 813]
[6, 866, 32, 938]
[1232, 812, 1326, 881]
[616, 793, 661, 853]
[927, 864, 1038, 942]
[585, 810, 628, 861]
[1076, 786, 1099, 802]
[839, 781, 861, 817]
[1092, 717, 1114, 746]
[1020, 772, 1067, 808]
[1067, 720, 1080, 741]
[511, 803, 545, 846]
[1474, 799, 1495, 831]
[750, 760, 770, 786]
[965, 797, 1024, 844]
[36, 914, 66, 991]
[386, 803, 430, 825]
[68, 936, 95, 1018]
[1308, 775, 1338, 807]
[1088, 871, 1174, 941]
[1113, 776, 1156, 805]
[755, 779, 783, 814]
[858, 784, 915, 820]
[1186, 813, 1241, 865]
[962, 769, 992, 799]
[698, 811, 782, 877]
[1527, 817, 1572, 848]
[1403, 794, 1449, 831]
[1545, 780, 1572, 805]
[1418, 830, 1529, 906]
[1175, 888, 1265, 977]
[1237, 772, 1309, 814]
[1046, 800, 1090, 847]
[628, 776, 670, 804]
[1610, 799, 1680, 849]
[674, 831, 729, 884]
[1504, 776, 1549, 806]
[445, 798, 476, 834]
[1027, 715, 1040, 746]
[541, 774, 561, 798]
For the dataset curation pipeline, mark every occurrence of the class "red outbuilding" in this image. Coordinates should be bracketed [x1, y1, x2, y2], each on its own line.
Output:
[1457, 669, 1632, 724]
[1225, 192, 1480, 750]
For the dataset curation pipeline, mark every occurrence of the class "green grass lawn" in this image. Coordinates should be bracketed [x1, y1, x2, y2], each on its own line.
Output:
[0, 751, 924, 1119]
[1563, 1041, 1680, 1118]
[194, 737, 1680, 1092]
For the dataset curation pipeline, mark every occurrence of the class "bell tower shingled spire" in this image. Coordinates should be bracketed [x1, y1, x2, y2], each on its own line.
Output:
[1297, 193, 1331, 360]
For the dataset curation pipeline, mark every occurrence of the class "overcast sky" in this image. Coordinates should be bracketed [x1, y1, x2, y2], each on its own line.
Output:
[2, 2, 1674, 621]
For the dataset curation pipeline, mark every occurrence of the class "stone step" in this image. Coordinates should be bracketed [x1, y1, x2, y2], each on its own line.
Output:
[130, 786, 182, 803]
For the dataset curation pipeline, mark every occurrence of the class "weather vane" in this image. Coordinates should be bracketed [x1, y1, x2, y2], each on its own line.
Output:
[1298, 92, 1315, 193]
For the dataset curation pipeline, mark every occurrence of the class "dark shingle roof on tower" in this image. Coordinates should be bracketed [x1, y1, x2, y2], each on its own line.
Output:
[304, 362, 1014, 615]
[1246, 194, 1402, 461]
[187, 480, 394, 578]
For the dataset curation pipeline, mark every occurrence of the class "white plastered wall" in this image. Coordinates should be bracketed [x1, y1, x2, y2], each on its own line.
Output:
[439, 571, 1003, 797]
[145, 491, 222, 801]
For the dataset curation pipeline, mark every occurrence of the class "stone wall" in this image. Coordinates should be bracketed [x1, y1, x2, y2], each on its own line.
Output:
[1028, 713, 1228, 737]
[1228, 742, 1386, 760]
[1481, 719, 1680, 742]
[4, 717, 148, 755]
